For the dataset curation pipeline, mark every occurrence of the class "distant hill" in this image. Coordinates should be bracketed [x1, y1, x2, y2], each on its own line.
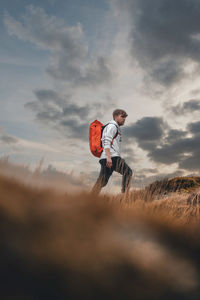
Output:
[146, 176, 200, 198]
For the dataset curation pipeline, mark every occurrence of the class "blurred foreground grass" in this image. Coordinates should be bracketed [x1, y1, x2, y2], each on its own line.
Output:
[0, 166, 200, 299]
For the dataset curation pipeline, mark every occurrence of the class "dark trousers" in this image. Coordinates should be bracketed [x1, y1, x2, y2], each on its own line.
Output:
[91, 156, 132, 194]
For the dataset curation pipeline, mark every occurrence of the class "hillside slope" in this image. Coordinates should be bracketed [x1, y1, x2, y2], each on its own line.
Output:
[0, 174, 200, 299]
[146, 176, 200, 198]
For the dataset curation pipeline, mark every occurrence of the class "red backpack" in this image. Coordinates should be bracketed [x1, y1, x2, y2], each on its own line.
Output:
[89, 120, 118, 157]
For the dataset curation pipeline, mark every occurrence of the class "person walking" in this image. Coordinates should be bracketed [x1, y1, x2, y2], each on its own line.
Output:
[91, 109, 133, 194]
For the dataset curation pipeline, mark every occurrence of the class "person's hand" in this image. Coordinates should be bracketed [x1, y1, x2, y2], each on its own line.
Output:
[106, 157, 112, 168]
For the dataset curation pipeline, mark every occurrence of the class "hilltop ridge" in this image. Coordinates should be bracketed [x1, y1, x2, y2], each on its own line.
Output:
[146, 176, 200, 198]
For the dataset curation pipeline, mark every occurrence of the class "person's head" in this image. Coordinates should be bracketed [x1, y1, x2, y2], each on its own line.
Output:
[113, 109, 128, 126]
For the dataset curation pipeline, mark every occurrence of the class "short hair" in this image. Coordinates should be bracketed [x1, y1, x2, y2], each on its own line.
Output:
[113, 109, 128, 119]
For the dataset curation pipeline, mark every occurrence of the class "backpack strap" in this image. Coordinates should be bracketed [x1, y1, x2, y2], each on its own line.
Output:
[111, 125, 119, 146]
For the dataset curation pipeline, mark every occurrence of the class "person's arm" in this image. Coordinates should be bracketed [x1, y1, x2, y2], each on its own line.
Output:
[105, 148, 112, 168]
[103, 125, 117, 168]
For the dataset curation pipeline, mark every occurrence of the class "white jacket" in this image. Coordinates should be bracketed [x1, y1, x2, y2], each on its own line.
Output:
[100, 120, 122, 160]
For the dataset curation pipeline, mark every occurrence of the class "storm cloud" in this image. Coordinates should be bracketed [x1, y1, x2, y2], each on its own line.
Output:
[4, 5, 112, 86]
[25, 89, 91, 140]
[171, 99, 200, 115]
[124, 116, 167, 151]
[123, 115, 200, 171]
[124, 117, 166, 141]
[164, 129, 187, 143]
[187, 121, 200, 135]
[147, 121, 200, 170]
[25, 88, 114, 140]
[4, 5, 115, 142]
[115, 0, 200, 86]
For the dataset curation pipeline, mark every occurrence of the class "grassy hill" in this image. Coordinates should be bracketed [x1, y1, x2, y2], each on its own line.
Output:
[0, 172, 200, 299]
[146, 176, 200, 198]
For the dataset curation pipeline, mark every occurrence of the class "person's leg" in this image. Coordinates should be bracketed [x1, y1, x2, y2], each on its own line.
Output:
[91, 159, 113, 194]
[114, 157, 133, 193]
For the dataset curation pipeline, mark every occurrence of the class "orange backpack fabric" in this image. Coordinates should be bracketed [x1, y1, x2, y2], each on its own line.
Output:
[89, 120, 104, 157]
[89, 120, 118, 158]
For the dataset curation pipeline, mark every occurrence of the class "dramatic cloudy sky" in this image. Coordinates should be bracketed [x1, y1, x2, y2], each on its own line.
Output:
[1, 0, 200, 190]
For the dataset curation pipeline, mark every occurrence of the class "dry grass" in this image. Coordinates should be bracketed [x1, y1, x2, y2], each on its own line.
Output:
[146, 176, 200, 198]
[0, 165, 200, 299]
